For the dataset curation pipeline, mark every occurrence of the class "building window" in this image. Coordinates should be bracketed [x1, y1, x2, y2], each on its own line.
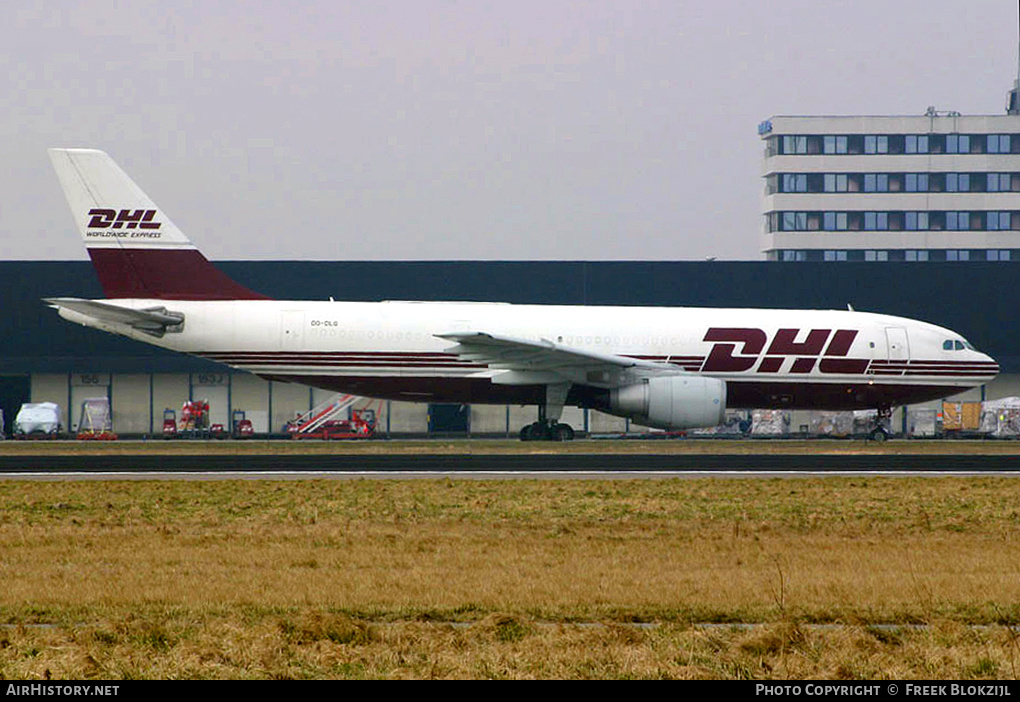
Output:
[987, 135, 1012, 154]
[782, 174, 807, 192]
[863, 212, 889, 230]
[987, 173, 1011, 192]
[823, 250, 848, 261]
[863, 174, 889, 192]
[905, 173, 929, 192]
[946, 173, 971, 192]
[904, 212, 930, 230]
[905, 250, 930, 261]
[822, 212, 848, 230]
[823, 212, 834, 230]
[987, 212, 1011, 230]
[823, 174, 849, 192]
[864, 250, 889, 261]
[945, 212, 970, 230]
[864, 135, 889, 154]
[987, 250, 1011, 261]
[823, 135, 848, 154]
[783, 136, 808, 155]
[905, 135, 930, 154]
[946, 134, 971, 154]
[781, 250, 807, 262]
[946, 250, 970, 261]
[781, 212, 809, 230]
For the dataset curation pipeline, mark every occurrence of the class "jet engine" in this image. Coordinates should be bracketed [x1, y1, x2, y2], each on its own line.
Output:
[608, 375, 726, 430]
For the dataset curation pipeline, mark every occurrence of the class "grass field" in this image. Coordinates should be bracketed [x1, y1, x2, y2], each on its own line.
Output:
[1, 468, 1020, 679]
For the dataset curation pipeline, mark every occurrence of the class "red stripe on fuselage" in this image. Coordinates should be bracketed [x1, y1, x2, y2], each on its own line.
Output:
[256, 373, 975, 410]
[197, 350, 997, 381]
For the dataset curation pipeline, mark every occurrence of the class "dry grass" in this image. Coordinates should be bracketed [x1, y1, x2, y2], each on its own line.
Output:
[1, 477, 1020, 678]
[5, 616, 1020, 679]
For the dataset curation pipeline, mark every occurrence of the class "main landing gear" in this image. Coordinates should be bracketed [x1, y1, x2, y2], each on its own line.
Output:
[520, 420, 575, 442]
[519, 382, 576, 442]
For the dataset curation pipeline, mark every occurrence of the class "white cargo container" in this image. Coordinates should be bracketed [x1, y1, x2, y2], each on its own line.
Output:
[14, 402, 61, 438]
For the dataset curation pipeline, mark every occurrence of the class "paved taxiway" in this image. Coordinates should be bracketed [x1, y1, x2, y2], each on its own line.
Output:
[1, 439, 1019, 478]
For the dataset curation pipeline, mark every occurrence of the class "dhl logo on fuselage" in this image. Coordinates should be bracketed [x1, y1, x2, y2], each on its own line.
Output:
[702, 327, 867, 374]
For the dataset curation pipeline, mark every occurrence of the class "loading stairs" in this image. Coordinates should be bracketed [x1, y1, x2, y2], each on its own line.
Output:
[287, 393, 360, 436]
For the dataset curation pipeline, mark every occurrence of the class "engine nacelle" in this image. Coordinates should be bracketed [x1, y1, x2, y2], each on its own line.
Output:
[608, 375, 726, 430]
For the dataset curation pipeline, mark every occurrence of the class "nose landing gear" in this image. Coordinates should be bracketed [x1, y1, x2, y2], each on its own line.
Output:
[868, 405, 893, 441]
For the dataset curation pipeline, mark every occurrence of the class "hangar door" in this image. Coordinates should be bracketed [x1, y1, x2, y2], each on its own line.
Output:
[191, 372, 230, 428]
[70, 373, 110, 433]
[0, 375, 30, 436]
[428, 403, 470, 435]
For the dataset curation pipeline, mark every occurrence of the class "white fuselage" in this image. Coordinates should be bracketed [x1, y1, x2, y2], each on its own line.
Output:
[58, 299, 999, 411]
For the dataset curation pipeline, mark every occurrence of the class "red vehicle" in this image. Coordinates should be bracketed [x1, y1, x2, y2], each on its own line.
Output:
[163, 400, 213, 438]
[162, 408, 177, 438]
[289, 408, 376, 440]
[232, 410, 254, 438]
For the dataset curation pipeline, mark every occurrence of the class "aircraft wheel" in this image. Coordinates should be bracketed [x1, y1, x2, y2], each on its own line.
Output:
[553, 423, 575, 442]
[520, 422, 547, 441]
[869, 427, 888, 442]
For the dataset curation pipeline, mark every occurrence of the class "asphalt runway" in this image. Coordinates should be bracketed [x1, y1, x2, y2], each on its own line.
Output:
[2, 448, 1020, 476]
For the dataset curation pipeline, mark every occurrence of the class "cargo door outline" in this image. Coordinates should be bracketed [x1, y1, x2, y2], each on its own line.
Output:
[281, 311, 305, 350]
[885, 327, 909, 362]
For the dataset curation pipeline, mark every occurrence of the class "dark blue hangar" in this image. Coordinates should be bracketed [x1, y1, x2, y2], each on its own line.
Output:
[0, 260, 1014, 438]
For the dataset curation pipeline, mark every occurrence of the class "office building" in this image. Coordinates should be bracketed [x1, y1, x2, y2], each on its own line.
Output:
[760, 77, 1020, 262]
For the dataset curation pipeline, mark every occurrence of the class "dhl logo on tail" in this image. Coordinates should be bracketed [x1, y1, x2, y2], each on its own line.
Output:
[87, 208, 161, 230]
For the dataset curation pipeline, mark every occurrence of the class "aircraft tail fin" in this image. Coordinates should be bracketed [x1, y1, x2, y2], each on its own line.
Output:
[48, 148, 267, 300]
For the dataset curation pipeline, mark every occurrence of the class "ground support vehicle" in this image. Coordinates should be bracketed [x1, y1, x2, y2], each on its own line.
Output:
[291, 409, 377, 439]
[286, 394, 378, 439]
[177, 400, 212, 438]
[232, 410, 254, 438]
[162, 408, 178, 438]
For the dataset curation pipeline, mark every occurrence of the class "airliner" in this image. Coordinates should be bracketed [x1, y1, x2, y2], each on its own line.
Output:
[45, 148, 999, 440]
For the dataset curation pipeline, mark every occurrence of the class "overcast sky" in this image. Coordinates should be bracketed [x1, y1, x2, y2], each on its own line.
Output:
[3, 0, 1018, 262]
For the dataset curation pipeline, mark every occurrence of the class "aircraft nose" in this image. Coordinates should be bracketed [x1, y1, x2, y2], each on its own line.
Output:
[980, 351, 1000, 377]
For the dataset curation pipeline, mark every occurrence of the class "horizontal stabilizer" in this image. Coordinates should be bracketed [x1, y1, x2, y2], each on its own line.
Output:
[44, 297, 184, 337]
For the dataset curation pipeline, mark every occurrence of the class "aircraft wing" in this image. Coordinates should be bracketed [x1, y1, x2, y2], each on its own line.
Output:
[436, 331, 680, 387]
[44, 297, 184, 337]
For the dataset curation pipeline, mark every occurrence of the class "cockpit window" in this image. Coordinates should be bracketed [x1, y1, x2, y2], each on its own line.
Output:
[945, 339, 978, 351]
